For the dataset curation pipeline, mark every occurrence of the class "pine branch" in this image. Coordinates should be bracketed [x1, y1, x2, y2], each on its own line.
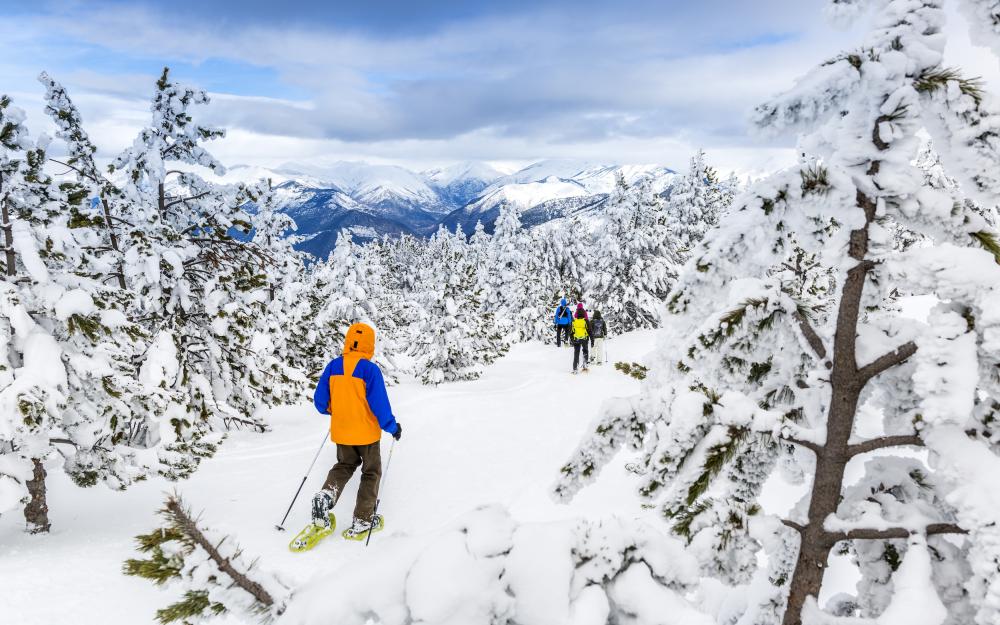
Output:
[971, 230, 1000, 264]
[779, 436, 822, 454]
[782, 519, 805, 534]
[856, 341, 917, 382]
[825, 523, 966, 543]
[793, 308, 827, 360]
[163, 497, 275, 608]
[846, 434, 923, 457]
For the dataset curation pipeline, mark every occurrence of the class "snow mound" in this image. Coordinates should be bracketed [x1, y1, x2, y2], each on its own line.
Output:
[278, 505, 707, 625]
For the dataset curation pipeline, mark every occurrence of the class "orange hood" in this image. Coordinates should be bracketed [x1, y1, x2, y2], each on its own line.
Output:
[343, 322, 376, 359]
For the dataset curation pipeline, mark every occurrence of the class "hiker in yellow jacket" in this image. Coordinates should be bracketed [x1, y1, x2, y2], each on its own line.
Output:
[571, 308, 591, 374]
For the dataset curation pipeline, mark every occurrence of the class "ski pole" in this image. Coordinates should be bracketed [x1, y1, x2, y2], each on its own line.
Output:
[275, 429, 329, 531]
[366, 437, 397, 546]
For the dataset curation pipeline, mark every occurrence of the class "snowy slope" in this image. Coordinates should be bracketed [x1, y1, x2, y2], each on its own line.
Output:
[0, 333, 658, 625]
[423, 161, 507, 208]
[472, 175, 590, 209]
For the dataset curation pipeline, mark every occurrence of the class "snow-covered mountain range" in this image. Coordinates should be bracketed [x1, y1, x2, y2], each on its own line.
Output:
[224, 160, 676, 258]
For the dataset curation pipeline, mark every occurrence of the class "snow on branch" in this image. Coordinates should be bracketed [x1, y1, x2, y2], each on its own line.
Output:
[846, 434, 924, 457]
[825, 523, 966, 543]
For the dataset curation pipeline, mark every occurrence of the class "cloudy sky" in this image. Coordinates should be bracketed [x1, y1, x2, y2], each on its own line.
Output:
[3, 0, 999, 175]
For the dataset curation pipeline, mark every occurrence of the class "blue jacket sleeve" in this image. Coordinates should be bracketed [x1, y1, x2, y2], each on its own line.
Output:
[313, 361, 334, 414]
[362, 361, 399, 434]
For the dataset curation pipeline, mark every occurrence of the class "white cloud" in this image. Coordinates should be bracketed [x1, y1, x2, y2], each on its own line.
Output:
[3, 0, 999, 176]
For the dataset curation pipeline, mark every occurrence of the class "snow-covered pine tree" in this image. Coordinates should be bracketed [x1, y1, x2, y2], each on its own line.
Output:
[38, 72, 127, 290]
[302, 230, 403, 378]
[586, 173, 675, 331]
[519, 228, 559, 342]
[666, 149, 727, 256]
[482, 202, 548, 342]
[469, 219, 492, 268]
[309, 232, 372, 362]
[123, 493, 289, 624]
[110, 68, 276, 478]
[412, 225, 501, 384]
[558, 1, 1000, 623]
[243, 180, 309, 406]
[355, 239, 407, 380]
[539, 217, 591, 308]
[0, 94, 149, 533]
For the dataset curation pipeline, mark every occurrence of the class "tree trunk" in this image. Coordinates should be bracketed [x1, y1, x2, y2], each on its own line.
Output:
[1, 172, 15, 278]
[99, 195, 126, 290]
[782, 191, 877, 625]
[24, 458, 50, 534]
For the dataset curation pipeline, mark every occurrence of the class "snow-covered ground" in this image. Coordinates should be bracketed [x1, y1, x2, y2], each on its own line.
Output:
[0, 332, 657, 625]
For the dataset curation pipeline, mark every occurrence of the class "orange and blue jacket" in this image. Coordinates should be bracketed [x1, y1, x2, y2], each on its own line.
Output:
[312, 323, 399, 445]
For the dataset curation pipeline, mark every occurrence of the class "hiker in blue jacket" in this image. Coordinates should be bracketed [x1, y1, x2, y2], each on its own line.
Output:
[553, 297, 573, 347]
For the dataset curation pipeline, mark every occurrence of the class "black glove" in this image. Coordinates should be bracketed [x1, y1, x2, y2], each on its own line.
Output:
[392, 423, 402, 441]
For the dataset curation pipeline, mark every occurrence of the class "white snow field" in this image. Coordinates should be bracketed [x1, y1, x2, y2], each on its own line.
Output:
[0, 332, 657, 625]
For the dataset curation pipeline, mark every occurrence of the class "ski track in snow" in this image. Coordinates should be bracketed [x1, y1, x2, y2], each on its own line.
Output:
[0, 332, 657, 625]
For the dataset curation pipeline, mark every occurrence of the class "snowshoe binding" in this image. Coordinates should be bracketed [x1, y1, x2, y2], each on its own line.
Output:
[342, 515, 385, 541]
[289, 512, 336, 552]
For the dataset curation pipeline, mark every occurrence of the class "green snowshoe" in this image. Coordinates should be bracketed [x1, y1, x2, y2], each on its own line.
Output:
[342, 515, 385, 541]
[289, 513, 336, 552]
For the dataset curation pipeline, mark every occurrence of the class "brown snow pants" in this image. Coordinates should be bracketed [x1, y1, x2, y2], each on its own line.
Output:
[322, 441, 382, 521]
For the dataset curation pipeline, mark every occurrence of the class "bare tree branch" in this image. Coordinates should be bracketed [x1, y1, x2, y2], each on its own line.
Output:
[163, 191, 211, 210]
[847, 434, 924, 458]
[793, 309, 828, 360]
[782, 519, 806, 534]
[779, 436, 822, 454]
[857, 341, 917, 382]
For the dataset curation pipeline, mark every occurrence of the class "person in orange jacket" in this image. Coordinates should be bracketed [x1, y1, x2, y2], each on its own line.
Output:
[310, 322, 401, 538]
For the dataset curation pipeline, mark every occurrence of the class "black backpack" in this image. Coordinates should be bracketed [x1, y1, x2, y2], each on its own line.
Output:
[558, 306, 571, 321]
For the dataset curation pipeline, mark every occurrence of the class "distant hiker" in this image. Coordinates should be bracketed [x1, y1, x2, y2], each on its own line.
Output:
[590, 310, 608, 365]
[571, 308, 591, 373]
[308, 322, 402, 543]
[554, 297, 573, 346]
[575, 302, 589, 321]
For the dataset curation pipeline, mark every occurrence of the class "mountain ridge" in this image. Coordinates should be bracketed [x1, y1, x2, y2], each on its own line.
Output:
[224, 160, 677, 258]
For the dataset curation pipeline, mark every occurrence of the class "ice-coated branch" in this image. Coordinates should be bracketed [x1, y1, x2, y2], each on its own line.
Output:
[793, 309, 828, 360]
[856, 341, 917, 382]
[846, 434, 923, 457]
[826, 523, 966, 543]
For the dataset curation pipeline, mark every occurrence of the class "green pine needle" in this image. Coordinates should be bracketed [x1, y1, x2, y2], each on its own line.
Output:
[971, 230, 1000, 264]
[686, 426, 751, 505]
[915, 67, 984, 105]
